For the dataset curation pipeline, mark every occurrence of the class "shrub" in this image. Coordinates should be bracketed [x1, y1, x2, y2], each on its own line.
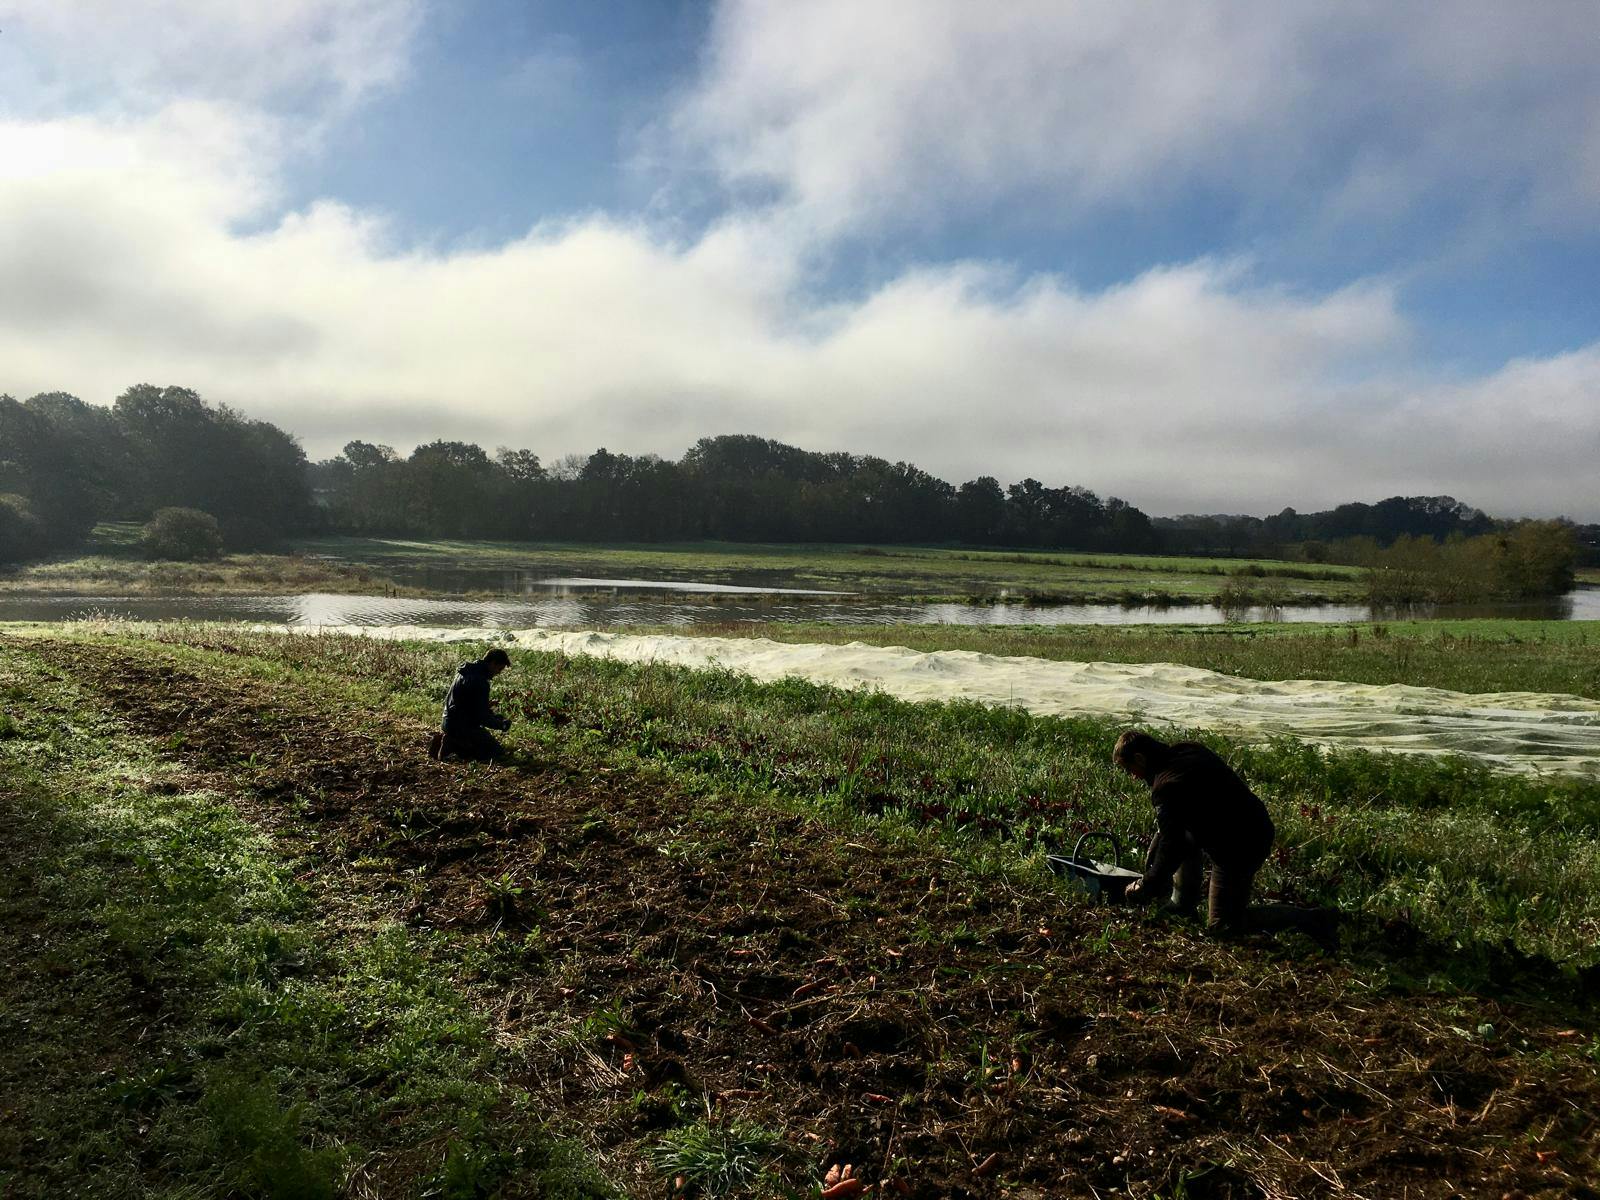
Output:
[1363, 523, 1578, 604]
[142, 507, 224, 561]
[0, 493, 47, 564]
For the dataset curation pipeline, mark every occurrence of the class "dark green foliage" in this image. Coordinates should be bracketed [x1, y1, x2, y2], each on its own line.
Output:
[1364, 522, 1578, 603]
[4, 382, 1590, 570]
[202, 1075, 342, 1200]
[143, 506, 225, 561]
[0, 395, 104, 556]
[1159, 495, 1497, 557]
[0, 493, 47, 563]
[316, 430, 1154, 547]
[114, 385, 311, 550]
[0, 386, 313, 564]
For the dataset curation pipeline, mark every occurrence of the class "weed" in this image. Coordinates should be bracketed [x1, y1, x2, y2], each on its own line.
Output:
[203, 1073, 343, 1200]
[576, 1000, 642, 1046]
[481, 871, 525, 925]
[645, 1121, 786, 1196]
[1089, 920, 1131, 955]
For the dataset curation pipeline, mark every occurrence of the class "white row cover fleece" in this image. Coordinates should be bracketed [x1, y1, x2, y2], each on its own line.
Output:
[265, 625, 1600, 779]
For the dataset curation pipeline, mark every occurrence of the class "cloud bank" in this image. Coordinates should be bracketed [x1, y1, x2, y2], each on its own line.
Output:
[2, 0, 1597, 519]
[677, 1, 1600, 237]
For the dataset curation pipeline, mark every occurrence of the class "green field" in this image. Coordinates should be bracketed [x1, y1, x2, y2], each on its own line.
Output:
[1, 527, 1366, 605]
[3, 622, 1597, 1197]
[299, 535, 1365, 603]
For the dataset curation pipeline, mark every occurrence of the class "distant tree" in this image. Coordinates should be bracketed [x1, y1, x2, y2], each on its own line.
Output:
[495, 447, 544, 481]
[142, 507, 224, 561]
[111, 384, 312, 546]
[1105, 497, 1156, 552]
[1364, 522, 1576, 604]
[0, 395, 102, 552]
[1490, 520, 1578, 597]
[342, 440, 398, 471]
[0, 494, 47, 563]
[24, 392, 138, 520]
[955, 477, 1006, 544]
[404, 440, 508, 538]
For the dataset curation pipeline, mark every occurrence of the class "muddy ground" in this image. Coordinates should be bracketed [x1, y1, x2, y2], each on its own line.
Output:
[22, 637, 1600, 1199]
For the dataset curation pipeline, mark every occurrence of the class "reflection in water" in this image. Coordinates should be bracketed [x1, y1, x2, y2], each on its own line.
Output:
[535, 576, 846, 594]
[0, 586, 1593, 628]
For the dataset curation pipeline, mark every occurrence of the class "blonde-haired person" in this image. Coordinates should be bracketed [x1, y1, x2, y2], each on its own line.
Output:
[1114, 730, 1336, 949]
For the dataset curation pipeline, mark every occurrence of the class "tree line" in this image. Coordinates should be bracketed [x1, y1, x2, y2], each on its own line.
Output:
[311, 434, 1163, 550]
[1, 387, 310, 562]
[3, 386, 1595, 575]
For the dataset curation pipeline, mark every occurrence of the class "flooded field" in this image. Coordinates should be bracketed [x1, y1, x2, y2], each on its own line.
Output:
[0, 583, 1595, 627]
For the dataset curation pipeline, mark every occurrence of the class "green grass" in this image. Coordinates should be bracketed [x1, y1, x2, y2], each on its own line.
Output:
[110, 625, 1600, 979]
[618, 618, 1600, 698]
[1, 528, 1367, 604]
[0, 644, 612, 1198]
[0, 525, 401, 596]
[5, 621, 1600, 1195]
[645, 1122, 787, 1196]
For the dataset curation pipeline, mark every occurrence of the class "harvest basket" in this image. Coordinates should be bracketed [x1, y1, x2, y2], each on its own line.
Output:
[1046, 830, 1142, 900]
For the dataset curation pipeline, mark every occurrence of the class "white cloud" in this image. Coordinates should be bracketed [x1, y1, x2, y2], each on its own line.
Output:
[3, 108, 1596, 520]
[0, 2, 1595, 522]
[673, 1, 1600, 236]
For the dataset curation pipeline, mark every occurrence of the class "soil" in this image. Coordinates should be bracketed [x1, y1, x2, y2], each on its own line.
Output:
[23, 638, 1600, 1199]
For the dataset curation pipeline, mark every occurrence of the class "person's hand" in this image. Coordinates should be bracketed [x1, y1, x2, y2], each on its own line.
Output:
[1121, 878, 1146, 904]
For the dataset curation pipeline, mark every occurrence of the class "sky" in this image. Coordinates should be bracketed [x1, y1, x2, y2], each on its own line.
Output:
[2, 1, 1597, 519]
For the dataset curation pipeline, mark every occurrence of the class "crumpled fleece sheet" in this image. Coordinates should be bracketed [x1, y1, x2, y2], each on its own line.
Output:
[264, 625, 1600, 778]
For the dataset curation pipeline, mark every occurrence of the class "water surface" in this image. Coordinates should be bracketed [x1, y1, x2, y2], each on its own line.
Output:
[2, 586, 1595, 628]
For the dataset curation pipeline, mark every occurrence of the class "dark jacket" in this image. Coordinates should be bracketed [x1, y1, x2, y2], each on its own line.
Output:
[441, 659, 509, 736]
[1139, 741, 1274, 891]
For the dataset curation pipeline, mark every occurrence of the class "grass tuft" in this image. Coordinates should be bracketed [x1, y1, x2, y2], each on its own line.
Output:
[645, 1121, 787, 1196]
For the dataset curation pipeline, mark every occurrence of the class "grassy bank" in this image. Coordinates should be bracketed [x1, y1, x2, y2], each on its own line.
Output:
[0, 521, 404, 595]
[0, 551, 405, 595]
[5, 622, 1599, 1197]
[618, 618, 1600, 699]
[297, 535, 1366, 604]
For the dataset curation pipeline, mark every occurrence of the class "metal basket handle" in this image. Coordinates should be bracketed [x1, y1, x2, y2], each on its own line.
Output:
[1070, 830, 1125, 869]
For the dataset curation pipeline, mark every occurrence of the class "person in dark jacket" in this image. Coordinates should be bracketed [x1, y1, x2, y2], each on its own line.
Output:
[437, 648, 513, 760]
[1113, 730, 1336, 946]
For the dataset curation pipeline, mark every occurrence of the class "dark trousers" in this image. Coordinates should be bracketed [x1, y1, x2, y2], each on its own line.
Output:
[1168, 846, 1330, 942]
[440, 727, 504, 761]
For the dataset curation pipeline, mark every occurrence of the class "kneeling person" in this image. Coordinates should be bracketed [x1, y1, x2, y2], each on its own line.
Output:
[439, 648, 513, 760]
[1114, 730, 1333, 946]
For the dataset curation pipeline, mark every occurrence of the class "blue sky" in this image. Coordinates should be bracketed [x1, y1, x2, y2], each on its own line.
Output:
[287, 1, 711, 247]
[3, 1, 1597, 517]
[285, 1, 1600, 372]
